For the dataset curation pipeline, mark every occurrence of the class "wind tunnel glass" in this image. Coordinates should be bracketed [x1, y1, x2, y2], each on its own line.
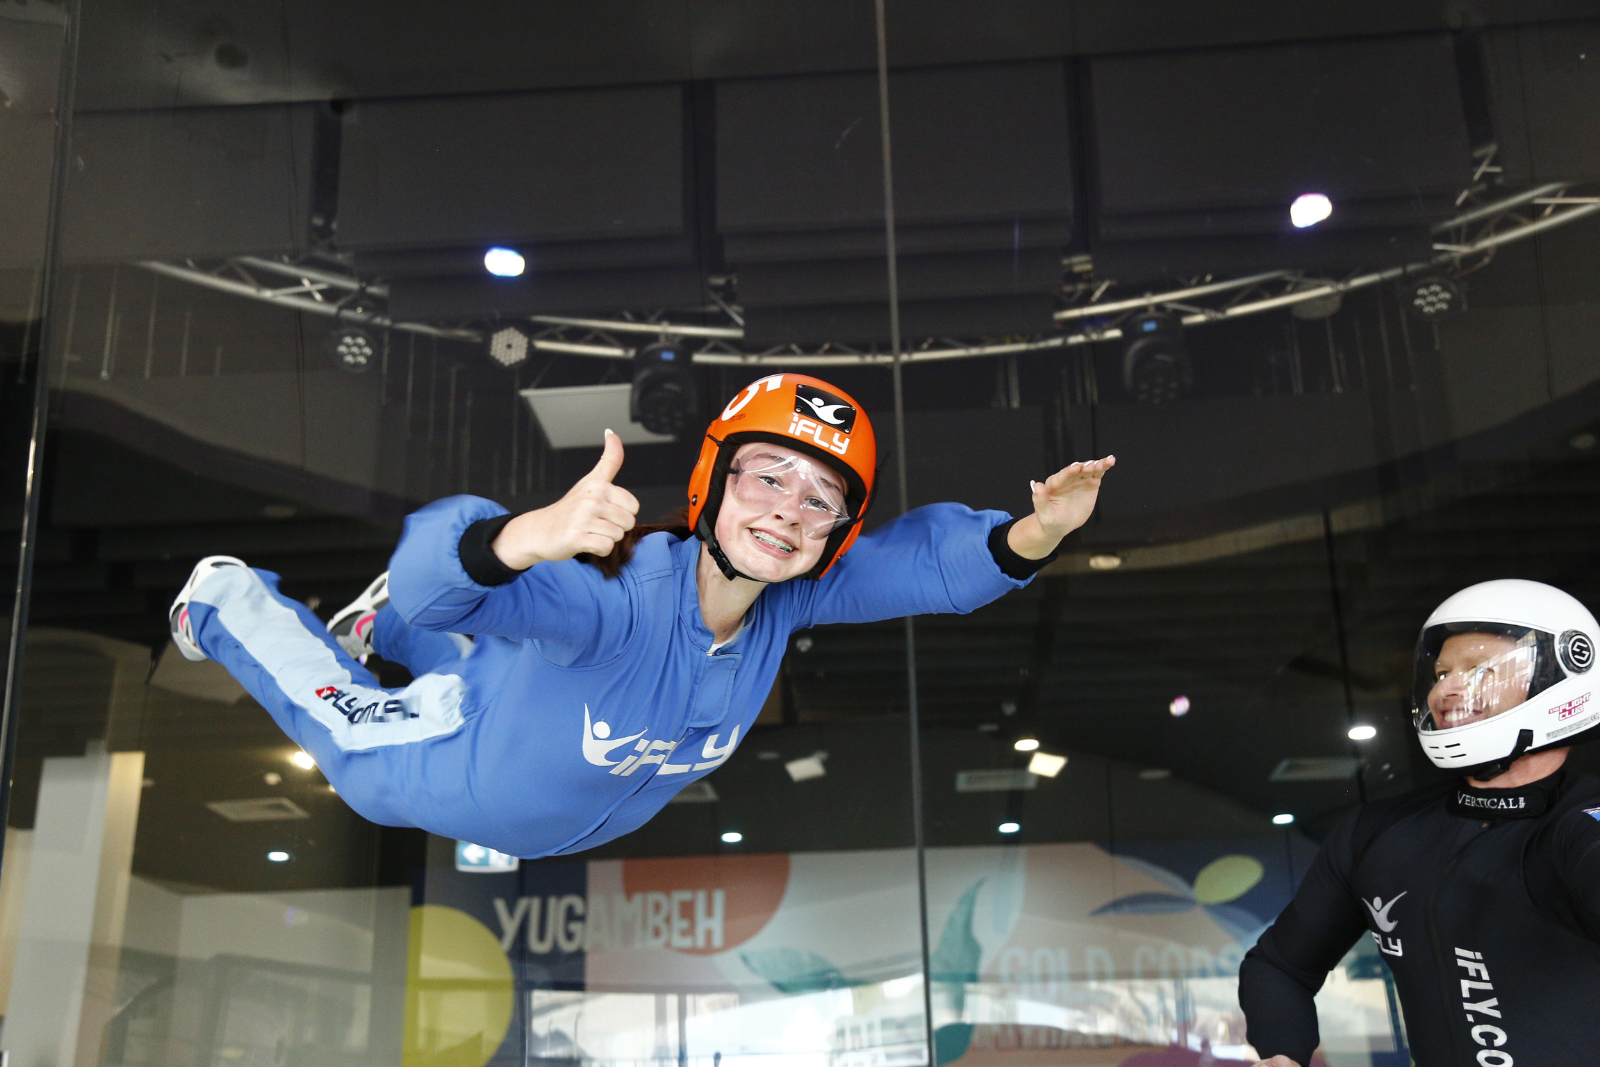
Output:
[1412, 624, 1562, 733]
[727, 448, 851, 540]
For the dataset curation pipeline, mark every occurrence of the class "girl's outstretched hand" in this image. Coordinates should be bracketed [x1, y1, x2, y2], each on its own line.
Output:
[1007, 455, 1116, 560]
[492, 430, 640, 570]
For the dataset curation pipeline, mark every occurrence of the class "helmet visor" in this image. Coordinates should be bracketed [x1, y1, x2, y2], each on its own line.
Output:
[727, 445, 851, 541]
[1412, 623, 1563, 733]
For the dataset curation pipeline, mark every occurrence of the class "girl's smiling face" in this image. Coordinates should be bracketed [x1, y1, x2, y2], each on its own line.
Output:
[713, 442, 845, 582]
[1427, 632, 1535, 729]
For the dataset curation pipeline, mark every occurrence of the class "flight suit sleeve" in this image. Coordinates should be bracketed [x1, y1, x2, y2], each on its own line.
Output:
[386, 495, 634, 663]
[793, 503, 1032, 629]
[1239, 809, 1371, 1066]
[1549, 805, 1600, 938]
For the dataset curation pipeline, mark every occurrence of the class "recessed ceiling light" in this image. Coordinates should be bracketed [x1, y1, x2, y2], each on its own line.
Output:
[1138, 768, 1172, 781]
[263, 772, 282, 786]
[1169, 695, 1190, 717]
[1272, 813, 1295, 826]
[290, 750, 316, 770]
[1290, 193, 1333, 228]
[998, 822, 1020, 834]
[1013, 737, 1040, 752]
[721, 831, 743, 844]
[484, 247, 526, 277]
[1347, 725, 1377, 741]
[1088, 554, 1123, 570]
[267, 850, 291, 862]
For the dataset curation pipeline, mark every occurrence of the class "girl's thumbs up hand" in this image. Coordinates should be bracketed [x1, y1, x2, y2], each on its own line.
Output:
[492, 430, 641, 570]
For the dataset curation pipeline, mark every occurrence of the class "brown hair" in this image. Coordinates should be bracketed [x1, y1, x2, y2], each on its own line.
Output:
[578, 505, 693, 579]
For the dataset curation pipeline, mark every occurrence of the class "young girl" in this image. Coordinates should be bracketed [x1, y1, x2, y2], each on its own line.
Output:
[169, 373, 1114, 857]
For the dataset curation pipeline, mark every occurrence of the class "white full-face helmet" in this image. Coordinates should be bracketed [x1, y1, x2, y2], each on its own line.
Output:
[1412, 579, 1599, 779]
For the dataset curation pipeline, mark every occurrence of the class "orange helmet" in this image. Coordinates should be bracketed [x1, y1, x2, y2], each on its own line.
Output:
[688, 373, 877, 580]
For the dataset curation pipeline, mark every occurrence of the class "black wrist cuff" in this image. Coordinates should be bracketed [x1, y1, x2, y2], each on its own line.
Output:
[459, 514, 523, 586]
[988, 517, 1060, 580]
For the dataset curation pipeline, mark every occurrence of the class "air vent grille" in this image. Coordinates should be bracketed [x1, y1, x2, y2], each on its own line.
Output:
[205, 797, 312, 822]
[1268, 758, 1362, 782]
[956, 769, 1038, 793]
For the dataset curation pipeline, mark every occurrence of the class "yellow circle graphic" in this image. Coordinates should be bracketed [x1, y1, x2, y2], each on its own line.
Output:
[1191, 855, 1265, 905]
[404, 904, 515, 1067]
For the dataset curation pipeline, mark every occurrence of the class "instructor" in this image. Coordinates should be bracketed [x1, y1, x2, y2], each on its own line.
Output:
[1241, 579, 1600, 1067]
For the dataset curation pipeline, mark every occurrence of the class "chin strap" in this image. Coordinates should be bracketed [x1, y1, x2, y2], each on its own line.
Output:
[1468, 728, 1536, 783]
[696, 515, 766, 584]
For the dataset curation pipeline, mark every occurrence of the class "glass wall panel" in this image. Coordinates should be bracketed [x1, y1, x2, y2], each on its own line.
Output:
[883, 8, 1600, 1067]
[0, 5, 920, 1067]
[0, 0, 73, 1056]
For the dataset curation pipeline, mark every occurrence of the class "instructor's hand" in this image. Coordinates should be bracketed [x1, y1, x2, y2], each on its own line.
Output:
[1007, 455, 1116, 560]
[491, 430, 640, 570]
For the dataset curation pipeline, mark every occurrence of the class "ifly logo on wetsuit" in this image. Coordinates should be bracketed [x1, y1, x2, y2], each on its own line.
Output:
[1364, 890, 1406, 957]
[314, 685, 417, 725]
[1454, 947, 1514, 1065]
[581, 705, 739, 777]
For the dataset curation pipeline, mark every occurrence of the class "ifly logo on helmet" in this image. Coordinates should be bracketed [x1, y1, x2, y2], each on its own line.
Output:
[788, 384, 856, 457]
[793, 384, 856, 433]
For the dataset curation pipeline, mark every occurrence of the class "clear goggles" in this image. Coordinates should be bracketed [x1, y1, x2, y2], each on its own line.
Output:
[1411, 624, 1559, 733]
[726, 447, 851, 541]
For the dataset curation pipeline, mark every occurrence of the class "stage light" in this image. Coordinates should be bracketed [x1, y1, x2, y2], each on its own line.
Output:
[1272, 813, 1295, 826]
[1290, 193, 1333, 228]
[1169, 695, 1190, 717]
[1088, 554, 1123, 571]
[1405, 275, 1464, 319]
[1013, 737, 1040, 752]
[331, 327, 375, 373]
[1122, 312, 1192, 404]
[488, 326, 530, 367]
[630, 339, 699, 438]
[1348, 725, 1377, 741]
[998, 822, 1021, 834]
[290, 750, 316, 770]
[484, 247, 526, 277]
[721, 831, 743, 844]
[1028, 752, 1067, 778]
[267, 850, 291, 862]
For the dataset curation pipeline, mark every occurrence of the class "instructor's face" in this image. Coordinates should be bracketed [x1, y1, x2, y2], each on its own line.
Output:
[1428, 632, 1534, 729]
[714, 443, 836, 582]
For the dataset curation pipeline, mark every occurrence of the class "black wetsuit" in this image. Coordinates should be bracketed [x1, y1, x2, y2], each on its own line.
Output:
[1239, 769, 1600, 1066]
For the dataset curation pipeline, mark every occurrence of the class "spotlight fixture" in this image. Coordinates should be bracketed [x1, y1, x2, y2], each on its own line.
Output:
[330, 327, 375, 373]
[1122, 312, 1192, 404]
[630, 339, 698, 438]
[1169, 695, 1190, 717]
[488, 325, 530, 367]
[290, 750, 316, 770]
[998, 822, 1021, 834]
[1013, 737, 1040, 752]
[1289, 193, 1333, 229]
[721, 831, 743, 844]
[483, 246, 526, 277]
[267, 850, 291, 862]
[1088, 554, 1123, 571]
[1405, 275, 1465, 319]
[1272, 813, 1295, 826]
[1347, 725, 1377, 741]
